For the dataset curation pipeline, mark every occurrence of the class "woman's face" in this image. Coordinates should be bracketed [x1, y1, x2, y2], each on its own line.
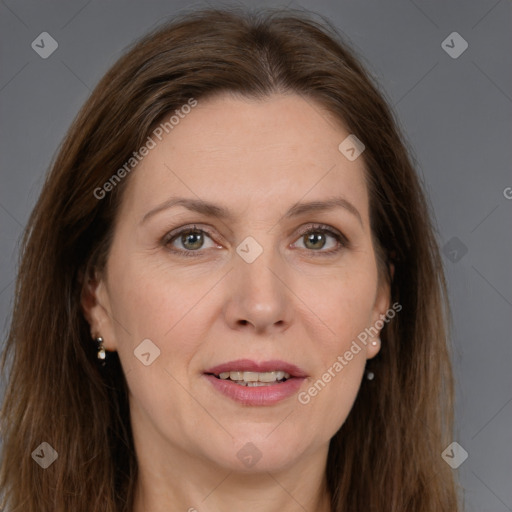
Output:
[84, 93, 390, 474]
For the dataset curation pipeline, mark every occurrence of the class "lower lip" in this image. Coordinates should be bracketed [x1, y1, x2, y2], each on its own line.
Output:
[203, 374, 306, 406]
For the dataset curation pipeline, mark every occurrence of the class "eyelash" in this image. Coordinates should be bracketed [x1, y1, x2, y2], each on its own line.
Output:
[162, 223, 349, 258]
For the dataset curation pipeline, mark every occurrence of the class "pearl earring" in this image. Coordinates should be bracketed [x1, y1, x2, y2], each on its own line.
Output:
[366, 337, 381, 380]
[95, 336, 106, 366]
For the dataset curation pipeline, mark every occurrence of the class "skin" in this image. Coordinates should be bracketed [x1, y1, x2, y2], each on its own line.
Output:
[82, 92, 391, 512]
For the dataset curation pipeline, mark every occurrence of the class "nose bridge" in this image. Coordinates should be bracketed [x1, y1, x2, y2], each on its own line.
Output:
[225, 233, 291, 332]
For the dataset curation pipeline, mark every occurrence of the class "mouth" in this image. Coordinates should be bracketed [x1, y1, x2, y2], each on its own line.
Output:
[208, 370, 292, 387]
[203, 359, 307, 405]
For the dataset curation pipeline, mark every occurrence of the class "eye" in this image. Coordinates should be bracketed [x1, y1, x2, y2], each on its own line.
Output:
[163, 223, 349, 258]
[164, 225, 219, 256]
[291, 224, 348, 256]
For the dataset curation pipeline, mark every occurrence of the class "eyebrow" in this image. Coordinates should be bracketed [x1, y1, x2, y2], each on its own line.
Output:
[141, 196, 363, 226]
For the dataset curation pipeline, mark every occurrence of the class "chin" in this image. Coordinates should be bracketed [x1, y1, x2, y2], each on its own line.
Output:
[200, 431, 307, 474]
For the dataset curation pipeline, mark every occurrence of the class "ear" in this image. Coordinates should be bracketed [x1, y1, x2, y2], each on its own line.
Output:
[366, 262, 394, 359]
[80, 269, 118, 352]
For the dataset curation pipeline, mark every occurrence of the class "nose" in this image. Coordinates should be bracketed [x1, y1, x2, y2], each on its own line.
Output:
[223, 243, 292, 335]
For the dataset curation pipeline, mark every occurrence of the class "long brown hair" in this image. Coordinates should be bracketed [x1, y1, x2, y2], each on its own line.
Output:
[0, 7, 460, 511]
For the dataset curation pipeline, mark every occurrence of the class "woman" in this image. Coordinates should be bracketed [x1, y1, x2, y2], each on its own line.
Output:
[0, 7, 460, 511]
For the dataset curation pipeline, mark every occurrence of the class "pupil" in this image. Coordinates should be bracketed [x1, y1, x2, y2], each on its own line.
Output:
[183, 231, 203, 250]
[305, 232, 325, 250]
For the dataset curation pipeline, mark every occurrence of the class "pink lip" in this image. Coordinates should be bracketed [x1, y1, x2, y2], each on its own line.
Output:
[204, 359, 308, 378]
[203, 359, 308, 406]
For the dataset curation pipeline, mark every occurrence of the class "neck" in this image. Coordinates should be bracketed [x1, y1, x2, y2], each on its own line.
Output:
[133, 468, 331, 512]
[131, 423, 331, 512]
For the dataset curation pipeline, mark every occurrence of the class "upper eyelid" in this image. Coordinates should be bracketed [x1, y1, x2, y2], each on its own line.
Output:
[164, 223, 347, 248]
[163, 224, 218, 243]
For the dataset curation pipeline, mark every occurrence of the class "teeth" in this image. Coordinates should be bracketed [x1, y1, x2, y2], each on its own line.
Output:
[242, 371, 259, 382]
[217, 370, 291, 383]
[258, 371, 283, 382]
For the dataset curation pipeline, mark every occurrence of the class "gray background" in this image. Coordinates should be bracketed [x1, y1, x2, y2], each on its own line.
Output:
[0, 0, 511, 510]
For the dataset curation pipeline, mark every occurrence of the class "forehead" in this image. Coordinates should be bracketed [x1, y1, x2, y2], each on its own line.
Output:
[121, 93, 369, 224]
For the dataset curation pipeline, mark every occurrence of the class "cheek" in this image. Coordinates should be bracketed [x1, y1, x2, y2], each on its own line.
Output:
[108, 252, 210, 338]
[299, 261, 378, 357]
[105, 259, 210, 444]
[294, 261, 377, 421]
[105, 252, 223, 385]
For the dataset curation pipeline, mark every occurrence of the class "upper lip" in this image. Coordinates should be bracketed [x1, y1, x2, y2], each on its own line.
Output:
[205, 359, 308, 378]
